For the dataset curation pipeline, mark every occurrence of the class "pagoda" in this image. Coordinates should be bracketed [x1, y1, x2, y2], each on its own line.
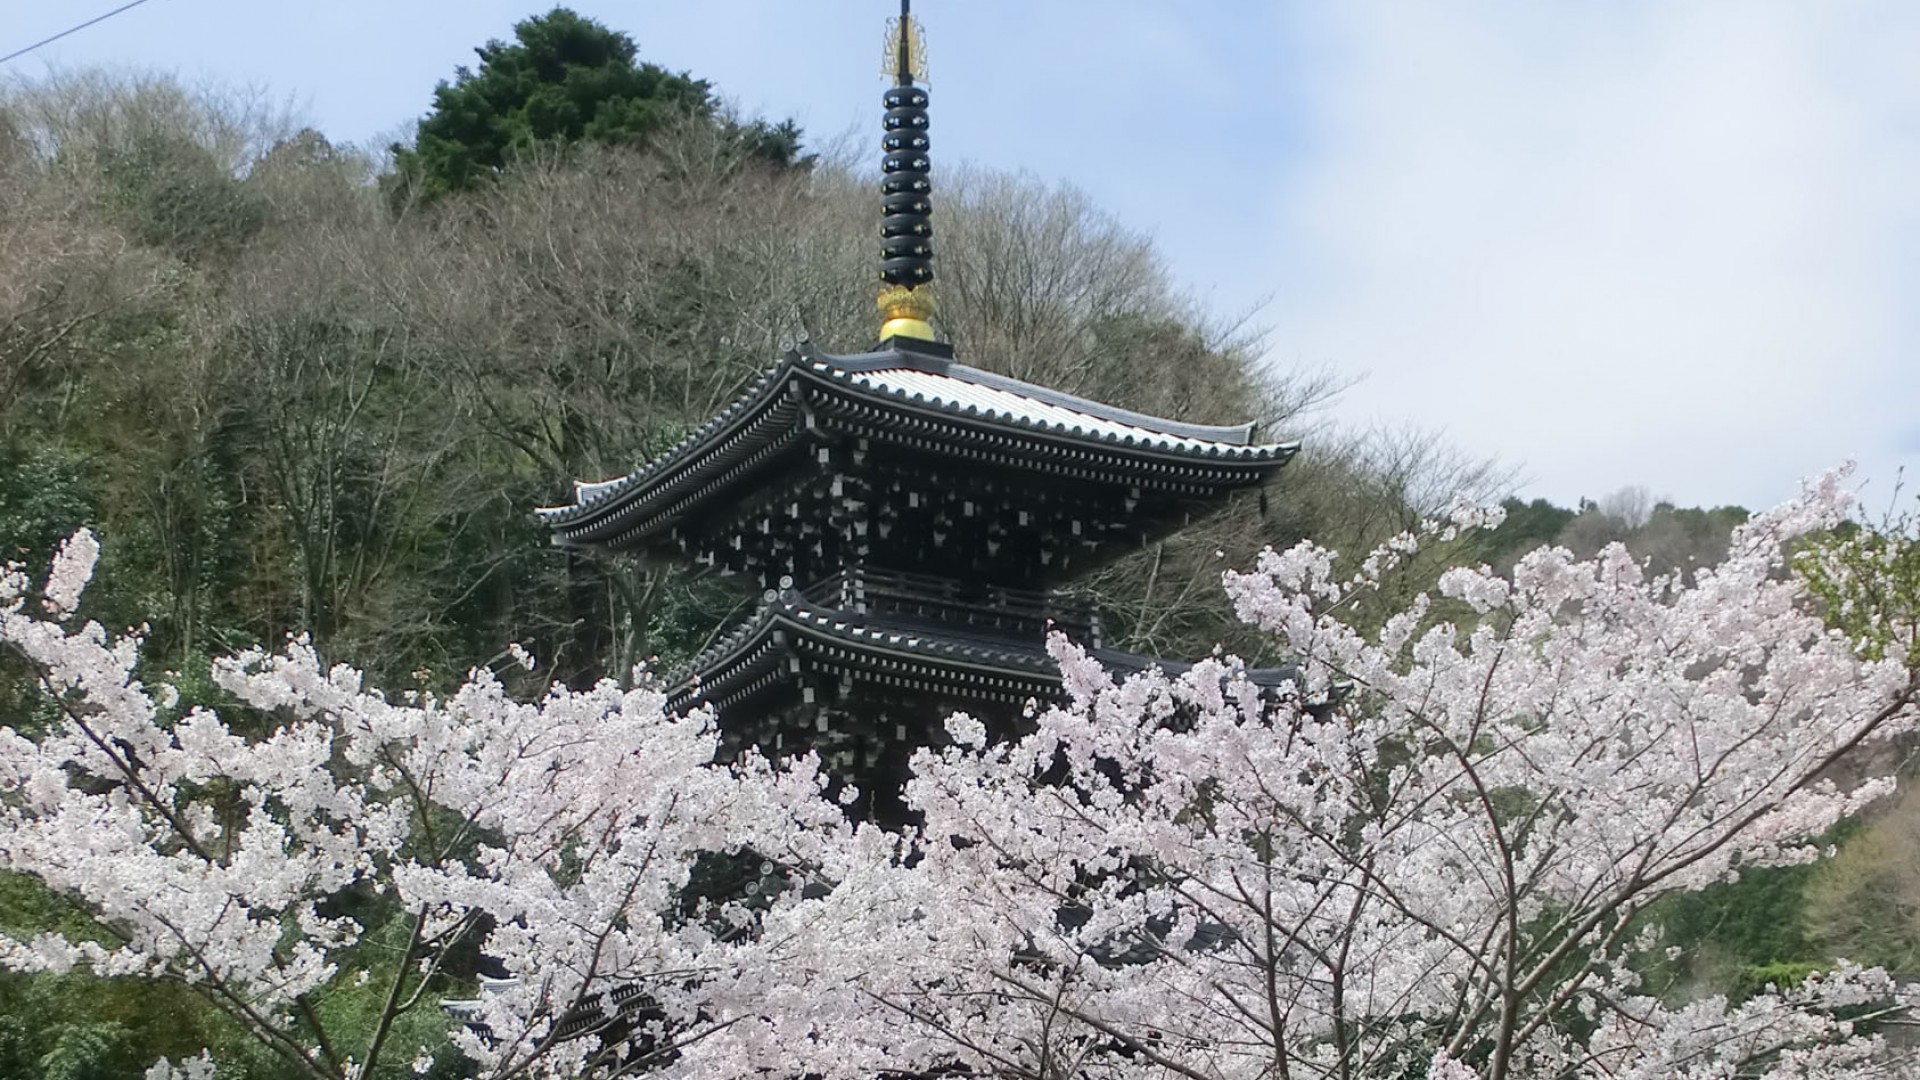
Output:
[537, 2, 1297, 818]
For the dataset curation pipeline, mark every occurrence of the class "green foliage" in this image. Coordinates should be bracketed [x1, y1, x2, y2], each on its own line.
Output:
[1483, 497, 1574, 567]
[0, 446, 103, 735]
[729, 115, 806, 171]
[388, 7, 806, 203]
[0, 875, 280, 1079]
[1657, 861, 1823, 976]
[1640, 822, 1862, 1002]
[1635, 857, 1827, 999]
[0, 969, 287, 1080]
[302, 911, 466, 1080]
[0, 443, 97, 567]
[1797, 511, 1920, 664]
[1728, 961, 1821, 1001]
[98, 130, 265, 263]
[0, 992, 126, 1080]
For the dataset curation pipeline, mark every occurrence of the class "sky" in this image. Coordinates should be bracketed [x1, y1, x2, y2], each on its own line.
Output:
[6, 0, 1918, 511]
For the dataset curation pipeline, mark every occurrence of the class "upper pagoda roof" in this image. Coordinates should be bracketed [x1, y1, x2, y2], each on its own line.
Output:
[537, 337, 1299, 545]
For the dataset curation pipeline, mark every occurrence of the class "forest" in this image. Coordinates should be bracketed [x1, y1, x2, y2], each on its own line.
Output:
[2, 8, 1919, 1079]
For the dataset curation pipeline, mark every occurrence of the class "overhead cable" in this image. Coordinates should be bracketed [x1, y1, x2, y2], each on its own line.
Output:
[0, 0, 160, 68]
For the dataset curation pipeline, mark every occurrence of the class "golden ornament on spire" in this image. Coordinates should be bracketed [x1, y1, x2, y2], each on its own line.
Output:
[882, 11, 929, 84]
[877, 283, 936, 342]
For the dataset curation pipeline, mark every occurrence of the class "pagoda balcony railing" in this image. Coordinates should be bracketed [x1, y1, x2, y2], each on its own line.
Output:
[796, 565, 1101, 646]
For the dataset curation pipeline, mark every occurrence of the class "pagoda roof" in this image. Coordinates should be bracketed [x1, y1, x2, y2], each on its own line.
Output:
[537, 337, 1298, 544]
[666, 591, 1300, 715]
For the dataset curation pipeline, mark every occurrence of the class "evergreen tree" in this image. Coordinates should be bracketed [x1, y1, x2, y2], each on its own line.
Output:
[388, 7, 803, 203]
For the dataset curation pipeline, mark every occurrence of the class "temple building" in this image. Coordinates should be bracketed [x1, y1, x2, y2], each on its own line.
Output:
[536, 2, 1297, 818]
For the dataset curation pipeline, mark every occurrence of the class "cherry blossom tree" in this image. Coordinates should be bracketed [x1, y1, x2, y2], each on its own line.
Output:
[7, 470, 1920, 1080]
[785, 471, 1920, 1080]
[0, 530, 847, 1080]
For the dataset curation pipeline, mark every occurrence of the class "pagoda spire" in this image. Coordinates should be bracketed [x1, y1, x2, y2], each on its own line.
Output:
[877, 0, 936, 343]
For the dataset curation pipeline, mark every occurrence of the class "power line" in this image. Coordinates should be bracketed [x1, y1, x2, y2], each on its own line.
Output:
[0, 0, 160, 68]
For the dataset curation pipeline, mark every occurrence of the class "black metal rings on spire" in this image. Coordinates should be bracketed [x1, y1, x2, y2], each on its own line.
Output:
[879, 20, 933, 289]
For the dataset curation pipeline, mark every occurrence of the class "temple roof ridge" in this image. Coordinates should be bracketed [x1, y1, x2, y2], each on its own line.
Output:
[807, 337, 1280, 447]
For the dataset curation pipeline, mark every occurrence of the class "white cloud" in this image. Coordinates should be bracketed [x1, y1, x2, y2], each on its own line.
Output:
[1266, 0, 1920, 509]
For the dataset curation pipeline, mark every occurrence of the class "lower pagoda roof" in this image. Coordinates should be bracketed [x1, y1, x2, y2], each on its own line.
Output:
[536, 337, 1299, 556]
[665, 592, 1301, 718]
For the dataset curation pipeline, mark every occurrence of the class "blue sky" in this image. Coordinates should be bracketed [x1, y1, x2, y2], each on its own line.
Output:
[8, 1, 1918, 511]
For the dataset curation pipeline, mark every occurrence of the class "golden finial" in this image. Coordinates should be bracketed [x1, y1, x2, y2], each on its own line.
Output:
[878, 284, 936, 342]
[882, 6, 929, 84]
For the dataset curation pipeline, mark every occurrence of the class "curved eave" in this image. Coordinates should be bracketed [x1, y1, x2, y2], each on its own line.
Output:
[538, 341, 1299, 547]
[667, 600, 1064, 713]
[533, 355, 802, 531]
[667, 597, 1301, 714]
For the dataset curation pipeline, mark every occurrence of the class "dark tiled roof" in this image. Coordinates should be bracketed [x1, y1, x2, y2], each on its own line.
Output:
[667, 593, 1300, 713]
[537, 339, 1298, 532]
